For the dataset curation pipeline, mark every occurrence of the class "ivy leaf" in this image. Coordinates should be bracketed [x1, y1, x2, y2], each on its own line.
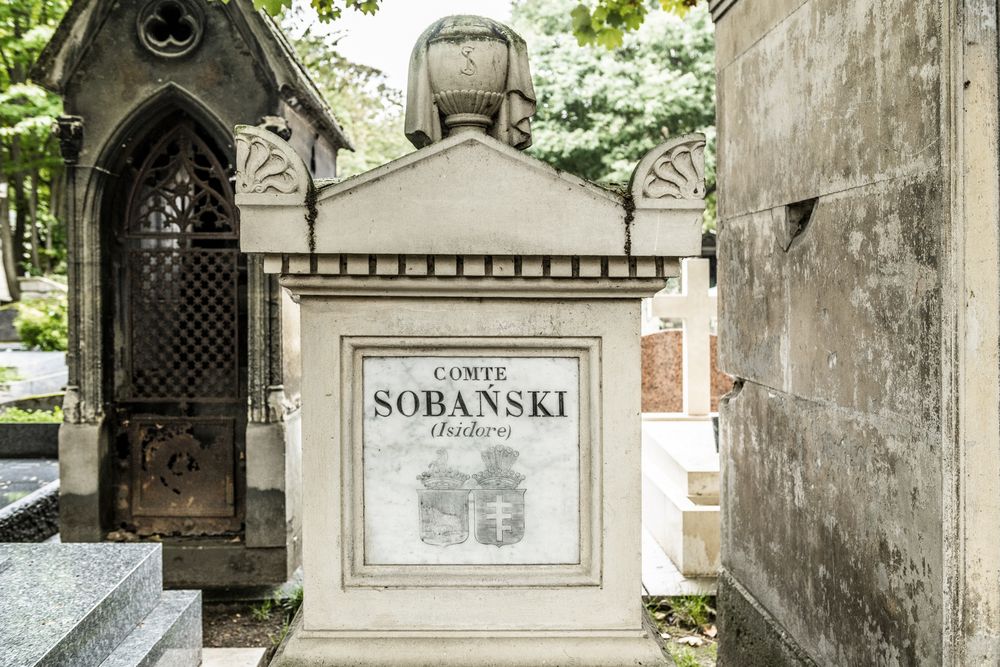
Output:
[570, 4, 593, 32]
[595, 26, 623, 49]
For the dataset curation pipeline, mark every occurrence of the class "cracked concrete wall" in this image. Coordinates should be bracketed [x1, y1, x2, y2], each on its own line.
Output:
[713, 0, 955, 663]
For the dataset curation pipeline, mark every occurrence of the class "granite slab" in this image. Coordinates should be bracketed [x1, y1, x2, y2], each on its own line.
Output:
[100, 590, 202, 667]
[0, 543, 161, 667]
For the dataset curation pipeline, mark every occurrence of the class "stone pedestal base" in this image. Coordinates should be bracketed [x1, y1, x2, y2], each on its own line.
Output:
[272, 615, 668, 667]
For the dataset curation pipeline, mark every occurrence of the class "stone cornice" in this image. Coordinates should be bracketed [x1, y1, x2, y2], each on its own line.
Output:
[264, 253, 677, 281]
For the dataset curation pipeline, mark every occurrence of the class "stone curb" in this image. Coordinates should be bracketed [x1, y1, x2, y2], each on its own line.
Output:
[0, 479, 59, 542]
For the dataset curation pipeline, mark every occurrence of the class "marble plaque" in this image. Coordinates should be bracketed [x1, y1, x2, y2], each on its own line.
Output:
[362, 355, 581, 565]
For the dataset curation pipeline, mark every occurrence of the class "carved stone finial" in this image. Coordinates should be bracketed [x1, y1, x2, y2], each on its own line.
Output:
[53, 115, 84, 165]
[630, 134, 707, 205]
[234, 125, 307, 196]
[405, 15, 536, 150]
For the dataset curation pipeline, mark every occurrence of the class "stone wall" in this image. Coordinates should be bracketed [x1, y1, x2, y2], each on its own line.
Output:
[712, 0, 951, 663]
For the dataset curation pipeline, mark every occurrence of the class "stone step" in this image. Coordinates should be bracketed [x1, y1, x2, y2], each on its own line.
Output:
[641, 418, 719, 504]
[100, 590, 202, 667]
[642, 469, 720, 577]
[0, 543, 162, 666]
[202, 648, 268, 667]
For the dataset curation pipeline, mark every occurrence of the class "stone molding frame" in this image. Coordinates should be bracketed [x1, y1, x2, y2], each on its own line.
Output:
[235, 125, 309, 203]
[629, 133, 707, 209]
[340, 337, 602, 588]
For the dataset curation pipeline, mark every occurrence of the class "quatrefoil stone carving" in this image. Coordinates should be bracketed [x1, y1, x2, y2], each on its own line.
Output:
[137, 0, 204, 58]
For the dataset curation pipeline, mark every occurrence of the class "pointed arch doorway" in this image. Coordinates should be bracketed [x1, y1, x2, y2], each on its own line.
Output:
[108, 110, 247, 536]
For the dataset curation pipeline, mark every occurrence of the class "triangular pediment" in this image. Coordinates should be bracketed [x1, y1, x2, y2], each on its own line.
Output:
[315, 132, 624, 228]
[236, 125, 704, 258]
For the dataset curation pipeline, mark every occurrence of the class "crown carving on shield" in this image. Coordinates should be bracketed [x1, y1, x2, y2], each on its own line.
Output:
[473, 445, 525, 489]
[417, 449, 470, 489]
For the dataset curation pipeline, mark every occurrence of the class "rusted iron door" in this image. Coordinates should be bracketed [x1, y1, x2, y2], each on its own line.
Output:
[112, 119, 247, 536]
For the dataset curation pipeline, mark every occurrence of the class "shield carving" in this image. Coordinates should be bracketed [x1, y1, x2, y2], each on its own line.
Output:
[473, 489, 526, 547]
[418, 489, 470, 546]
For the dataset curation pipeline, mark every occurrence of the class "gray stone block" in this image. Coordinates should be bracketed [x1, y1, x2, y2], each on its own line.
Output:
[162, 539, 288, 589]
[0, 424, 59, 458]
[100, 590, 202, 667]
[0, 543, 161, 667]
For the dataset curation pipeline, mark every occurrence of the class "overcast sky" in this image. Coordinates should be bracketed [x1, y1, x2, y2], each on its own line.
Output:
[332, 1, 514, 91]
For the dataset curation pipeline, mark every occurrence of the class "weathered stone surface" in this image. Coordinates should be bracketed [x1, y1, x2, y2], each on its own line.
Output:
[716, 571, 815, 667]
[721, 380, 942, 664]
[785, 177, 941, 419]
[641, 330, 732, 412]
[714, 0, 956, 661]
[716, 0, 940, 221]
[161, 540, 289, 589]
[716, 207, 787, 391]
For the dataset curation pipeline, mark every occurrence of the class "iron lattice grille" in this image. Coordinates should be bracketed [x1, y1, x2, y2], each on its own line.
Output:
[127, 248, 239, 401]
[126, 121, 237, 238]
[123, 120, 241, 403]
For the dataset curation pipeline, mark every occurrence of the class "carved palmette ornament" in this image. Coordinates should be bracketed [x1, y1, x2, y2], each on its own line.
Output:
[235, 132, 300, 195]
[630, 134, 707, 204]
[642, 137, 706, 200]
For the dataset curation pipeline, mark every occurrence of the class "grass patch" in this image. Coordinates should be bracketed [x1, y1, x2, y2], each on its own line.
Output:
[668, 594, 716, 628]
[0, 406, 62, 423]
[670, 646, 701, 667]
[249, 584, 304, 648]
[646, 595, 718, 666]
[0, 367, 21, 385]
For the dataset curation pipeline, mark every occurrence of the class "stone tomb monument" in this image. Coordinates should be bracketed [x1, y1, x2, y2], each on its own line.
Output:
[235, 16, 704, 665]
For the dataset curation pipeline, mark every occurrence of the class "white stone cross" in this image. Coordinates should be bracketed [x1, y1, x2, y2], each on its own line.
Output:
[651, 257, 717, 416]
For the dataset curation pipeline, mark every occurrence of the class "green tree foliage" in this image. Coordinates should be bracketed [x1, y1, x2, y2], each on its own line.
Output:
[570, 0, 698, 48]
[282, 9, 412, 176]
[251, 0, 380, 22]
[513, 0, 715, 194]
[247, 0, 696, 48]
[14, 294, 68, 351]
[0, 0, 69, 297]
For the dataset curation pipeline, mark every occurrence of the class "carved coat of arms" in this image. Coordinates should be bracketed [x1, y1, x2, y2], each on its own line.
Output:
[472, 445, 525, 547]
[416, 450, 470, 546]
[416, 445, 526, 548]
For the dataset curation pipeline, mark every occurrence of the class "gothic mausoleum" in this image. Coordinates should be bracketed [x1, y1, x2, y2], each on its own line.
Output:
[33, 0, 351, 587]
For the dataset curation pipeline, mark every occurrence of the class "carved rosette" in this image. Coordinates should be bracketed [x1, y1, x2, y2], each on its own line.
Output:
[234, 126, 302, 196]
[630, 134, 707, 204]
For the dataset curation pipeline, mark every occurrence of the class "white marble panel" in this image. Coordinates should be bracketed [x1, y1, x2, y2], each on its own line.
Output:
[362, 355, 580, 565]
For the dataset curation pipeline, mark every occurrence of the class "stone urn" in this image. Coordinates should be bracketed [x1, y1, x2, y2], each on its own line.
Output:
[427, 16, 509, 135]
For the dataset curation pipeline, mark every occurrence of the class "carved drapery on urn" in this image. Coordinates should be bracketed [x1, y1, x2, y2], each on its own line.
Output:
[405, 15, 536, 150]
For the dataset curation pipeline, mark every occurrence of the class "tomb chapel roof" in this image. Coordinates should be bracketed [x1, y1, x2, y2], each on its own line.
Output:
[32, 0, 352, 151]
